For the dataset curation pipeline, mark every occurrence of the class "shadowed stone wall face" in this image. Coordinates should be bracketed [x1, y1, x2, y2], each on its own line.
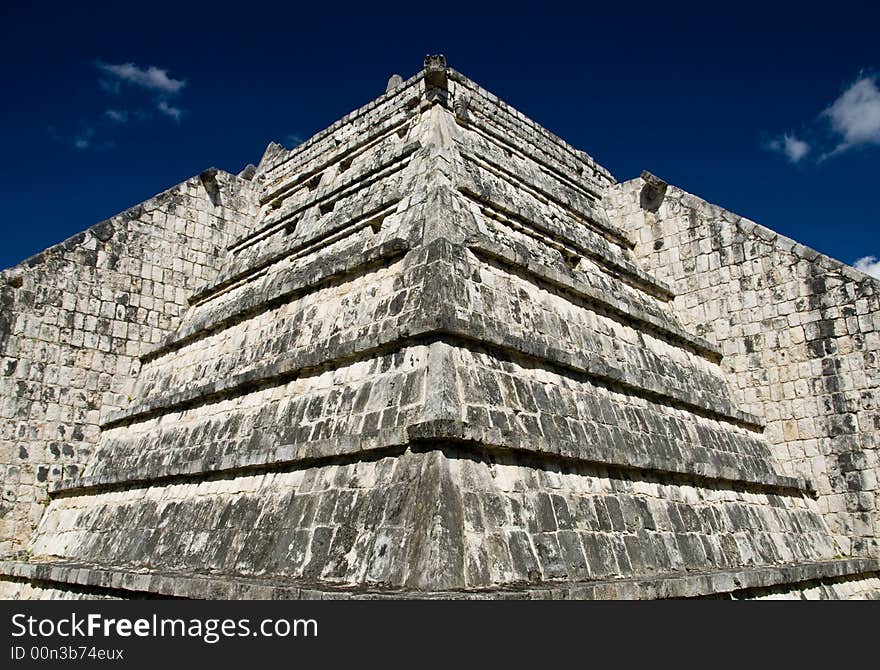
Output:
[0, 60, 878, 599]
[0, 174, 257, 554]
[605, 180, 880, 557]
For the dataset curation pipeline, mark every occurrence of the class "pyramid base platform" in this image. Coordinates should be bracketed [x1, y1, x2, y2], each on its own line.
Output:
[1, 557, 878, 600]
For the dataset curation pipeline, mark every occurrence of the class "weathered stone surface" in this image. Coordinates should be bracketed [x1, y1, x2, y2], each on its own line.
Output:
[386, 74, 404, 94]
[1, 57, 878, 599]
[0, 172, 256, 557]
[605, 177, 880, 559]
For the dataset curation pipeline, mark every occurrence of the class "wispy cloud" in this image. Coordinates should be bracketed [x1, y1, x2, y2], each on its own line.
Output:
[93, 59, 188, 128]
[767, 133, 810, 163]
[103, 109, 128, 124]
[51, 126, 111, 151]
[821, 75, 880, 157]
[157, 101, 182, 121]
[853, 255, 880, 279]
[50, 60, 189, 151]
[768, 72, 880, 165]
[73, 128, 95, 150]
[95, 61, 186, 94]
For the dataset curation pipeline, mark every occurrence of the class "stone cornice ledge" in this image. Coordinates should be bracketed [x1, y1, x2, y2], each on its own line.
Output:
[0, 558, 876, 600]
[55, 420, 807, 498]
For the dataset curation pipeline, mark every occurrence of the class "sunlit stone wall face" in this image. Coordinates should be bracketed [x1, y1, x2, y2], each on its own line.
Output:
[0, 58, 877, 599]
[0, 172, 258, 554]
[606, 178, 880, 558]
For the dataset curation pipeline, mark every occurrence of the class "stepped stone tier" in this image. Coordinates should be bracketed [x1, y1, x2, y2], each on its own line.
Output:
[1, 56, 879, 599]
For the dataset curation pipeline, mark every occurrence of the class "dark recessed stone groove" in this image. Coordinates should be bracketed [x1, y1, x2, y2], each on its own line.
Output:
[109, 297, 761, 433]
[255, 142, 419, 237]
[433, 319, 763, 430]
[458, 186, 673, 300]
[260, 72, 424, 181]
[107, 311, 758, 433]
[448, 70, 611, 193]
[468, 241, 721, 361]
[407, 426, 809, 495]
[142, 239, 410, 363]
[51, 423, 804, 501]
[103, 329, 439, 429]
[241, 142, 419, 254]
[189, 195, 402, 306]
[49, 440, 414, 499]
[2, 558, 876, 600]
[0, 572, 178, 600]
[721, 570, 880, 600]
[460, 147, 630, 250]
[260, 114, 413, 205]
[465, 109, 606, 202]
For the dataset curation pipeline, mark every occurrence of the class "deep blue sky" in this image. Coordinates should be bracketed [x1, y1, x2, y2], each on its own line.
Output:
[1, 2, 878, 271]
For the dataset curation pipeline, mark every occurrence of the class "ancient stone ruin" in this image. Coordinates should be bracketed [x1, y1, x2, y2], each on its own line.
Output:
[1, 57, 878, 599]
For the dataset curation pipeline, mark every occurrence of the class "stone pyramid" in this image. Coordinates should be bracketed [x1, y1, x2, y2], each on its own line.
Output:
[2, 56, 878, 599]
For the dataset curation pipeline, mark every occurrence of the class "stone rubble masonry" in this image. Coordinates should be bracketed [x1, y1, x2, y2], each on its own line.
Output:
[605, 179, 880, 559]
[0, 57, 878, 599]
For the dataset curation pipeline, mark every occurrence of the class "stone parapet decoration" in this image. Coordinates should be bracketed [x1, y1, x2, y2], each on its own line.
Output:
[0, 56, 877, 599]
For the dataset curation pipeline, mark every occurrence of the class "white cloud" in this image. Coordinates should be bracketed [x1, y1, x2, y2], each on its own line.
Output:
[853, 256, 880, 279]
[822, 75, 880, 155]
[72, 128, 95, 150]
[767, 73, 880, 164]
[157, 101, 182, 121]
[768, 133, 810, 163]
[94, 61, 188, 126]
[104, 109, 128, 123]
[96, 61, 186, 94]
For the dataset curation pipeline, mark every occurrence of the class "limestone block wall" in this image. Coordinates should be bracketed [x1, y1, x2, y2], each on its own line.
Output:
[0, 171, 258, 554]
[737, 572, 880, 600]
[20, 445, 839, 591]
[4, 60, 878, 599]
[605, 178, 880, 557]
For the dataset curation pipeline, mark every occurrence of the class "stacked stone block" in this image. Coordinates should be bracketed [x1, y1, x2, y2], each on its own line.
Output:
[0, 58, 877, 598]
[605, 179, 880, 558]
[0, 173, 256, 556]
